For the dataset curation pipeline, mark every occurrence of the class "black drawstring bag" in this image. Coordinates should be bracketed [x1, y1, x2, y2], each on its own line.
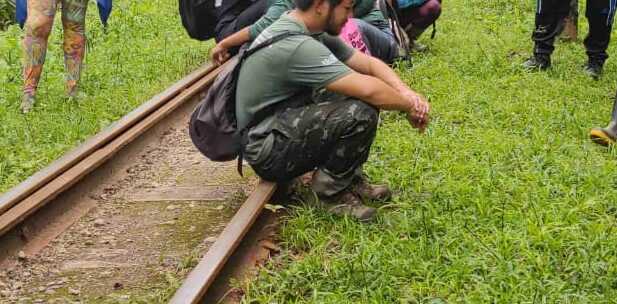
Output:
[179, 0, 217, 40]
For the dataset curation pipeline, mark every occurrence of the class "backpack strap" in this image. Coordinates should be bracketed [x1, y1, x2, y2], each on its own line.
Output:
[234, 31, 307, 176]
[378, 0, 411, 61]
[430, 22, 437, 39]
[243, 31, 307, 58]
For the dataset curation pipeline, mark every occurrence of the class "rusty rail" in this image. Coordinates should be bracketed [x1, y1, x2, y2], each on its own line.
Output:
[1, 61, 279, 303]
[0, 64, 216, 216]
[0, 64, 220, 235]
[169, 180, 277, 304]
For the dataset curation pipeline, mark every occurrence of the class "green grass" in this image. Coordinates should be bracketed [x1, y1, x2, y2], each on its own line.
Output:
[0, 0, 211, 193]
[242, 1, 617, 303]
[3, 0, 617, 302]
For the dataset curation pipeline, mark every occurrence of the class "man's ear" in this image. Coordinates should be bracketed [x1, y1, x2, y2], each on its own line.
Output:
[314, 0, 329, 15]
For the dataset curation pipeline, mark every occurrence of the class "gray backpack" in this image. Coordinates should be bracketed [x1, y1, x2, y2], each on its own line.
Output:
[189, 32, 304, 167]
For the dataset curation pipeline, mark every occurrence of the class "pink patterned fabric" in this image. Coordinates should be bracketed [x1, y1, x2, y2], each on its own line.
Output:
[338, 18, 371, 55]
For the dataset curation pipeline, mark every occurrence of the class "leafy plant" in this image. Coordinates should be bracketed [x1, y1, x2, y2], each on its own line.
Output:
[0, 0, 16, 29]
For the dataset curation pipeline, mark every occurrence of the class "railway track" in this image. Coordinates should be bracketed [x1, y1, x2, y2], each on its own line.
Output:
[0, 63, 278, 303]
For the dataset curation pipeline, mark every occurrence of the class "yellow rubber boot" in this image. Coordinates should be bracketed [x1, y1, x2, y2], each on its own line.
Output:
[590, 121, 617, 146]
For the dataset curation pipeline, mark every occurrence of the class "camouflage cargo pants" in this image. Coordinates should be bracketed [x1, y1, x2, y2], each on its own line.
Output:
[243, 98, 378, 197]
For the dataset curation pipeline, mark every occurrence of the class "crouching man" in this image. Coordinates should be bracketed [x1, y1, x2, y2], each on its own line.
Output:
[236, 0, 430, 221]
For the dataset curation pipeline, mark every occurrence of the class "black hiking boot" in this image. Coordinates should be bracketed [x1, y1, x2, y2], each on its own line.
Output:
[522, 54, 551, 70]
[583, 58, 604, 80]
[323, 190, 377, 222]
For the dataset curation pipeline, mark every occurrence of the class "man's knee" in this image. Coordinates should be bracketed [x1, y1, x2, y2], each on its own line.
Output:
[62, 14, 86, 27]
[340, 100, 379, 134]
[422, 0, 442, 23]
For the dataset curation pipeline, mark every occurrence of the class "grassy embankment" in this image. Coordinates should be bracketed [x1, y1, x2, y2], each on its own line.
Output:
[0, 0, 211, 193]
[3, 0, 617, 302]
[242, 0, 617, 302]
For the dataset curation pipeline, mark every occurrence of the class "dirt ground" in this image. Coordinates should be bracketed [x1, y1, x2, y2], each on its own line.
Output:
[0, 125, 257, 303]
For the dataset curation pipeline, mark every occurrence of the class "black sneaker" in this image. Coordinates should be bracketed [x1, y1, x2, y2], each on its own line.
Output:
[584, 59, 604, 79]
[522, 55, 551, 70]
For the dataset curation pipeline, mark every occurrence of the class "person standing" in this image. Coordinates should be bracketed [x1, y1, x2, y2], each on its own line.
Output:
[21, 0, 89, 113]
[523, 0, 616, 79]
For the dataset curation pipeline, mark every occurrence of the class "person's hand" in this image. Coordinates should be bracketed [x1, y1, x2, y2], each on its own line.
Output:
[211, 43, 230, 66]
[403, 91, 430, 132]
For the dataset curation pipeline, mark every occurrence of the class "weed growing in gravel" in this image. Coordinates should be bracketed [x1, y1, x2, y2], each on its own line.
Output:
[0, 0, 212, 192]
[241, 0, 617, 302]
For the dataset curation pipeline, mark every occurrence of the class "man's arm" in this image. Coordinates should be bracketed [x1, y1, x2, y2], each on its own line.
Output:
[326, 72, 429, 131]
[337, 51, 430, 130]
[211, 0, 292, 65]
[212, 27, 251, 65]
[345, 51, 414, 98]
[289, 37, 429, 130]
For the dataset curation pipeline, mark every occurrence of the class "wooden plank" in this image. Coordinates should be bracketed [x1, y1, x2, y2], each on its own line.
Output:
[0, 64, 215, 215]
[0, 66, 223, 236]
[169, 180, 277, 304]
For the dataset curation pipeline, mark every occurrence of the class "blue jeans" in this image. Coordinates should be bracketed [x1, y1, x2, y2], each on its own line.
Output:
[355, 19, 401, 64]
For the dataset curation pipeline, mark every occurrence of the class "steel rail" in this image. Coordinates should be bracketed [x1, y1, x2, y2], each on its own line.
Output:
[0, 64, 221, 235]
[1, 61, 278, 303]
[169, 180, 277, 304]
[0, 64, 215, 216]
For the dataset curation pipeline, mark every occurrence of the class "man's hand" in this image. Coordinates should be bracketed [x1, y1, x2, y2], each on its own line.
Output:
[403, 91, 430, 132]
[343, 52, 431, 132]
[211, 43, 231, 66]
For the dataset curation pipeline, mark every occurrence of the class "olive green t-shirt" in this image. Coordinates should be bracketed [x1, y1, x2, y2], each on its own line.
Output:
[236, 14, 355, 130]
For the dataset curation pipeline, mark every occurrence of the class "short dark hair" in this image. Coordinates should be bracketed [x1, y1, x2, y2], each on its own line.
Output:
[294, 0, 343, 11]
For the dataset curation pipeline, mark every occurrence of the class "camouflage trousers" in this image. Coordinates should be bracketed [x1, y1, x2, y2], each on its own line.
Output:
[243, 98, 379, 197]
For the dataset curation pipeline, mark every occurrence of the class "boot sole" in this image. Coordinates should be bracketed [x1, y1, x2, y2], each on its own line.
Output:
[590, 128, 616, 147]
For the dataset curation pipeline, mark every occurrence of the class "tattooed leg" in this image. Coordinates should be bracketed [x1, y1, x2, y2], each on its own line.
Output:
[61, 0, 87, 96]
[22, 0, 57, 98]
